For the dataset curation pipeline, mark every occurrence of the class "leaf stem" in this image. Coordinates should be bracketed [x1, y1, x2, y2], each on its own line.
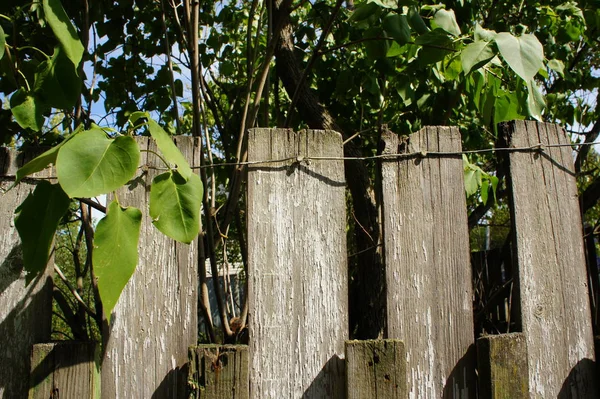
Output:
[16, 45, 50, 59]
[0, 13, 11, 21]
[140, 149, 172, 171]
[17, 70, 31, 91]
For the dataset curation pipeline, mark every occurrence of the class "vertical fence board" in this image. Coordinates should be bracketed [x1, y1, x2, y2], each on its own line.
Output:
[345, 339, 407, 398]
[30, 342, 100, 399]
[0, 148, 53, 399]
[247, 129, 347, 398]
[504, 120, 597, 397]
[381, 127, 475, 397]
[477, 333, 529, 399]
[101, 136, 199, 399]
[188, 345, 249, 398]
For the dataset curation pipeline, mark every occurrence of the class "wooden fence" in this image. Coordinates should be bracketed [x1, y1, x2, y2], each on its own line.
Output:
[0, 120, 598, 398]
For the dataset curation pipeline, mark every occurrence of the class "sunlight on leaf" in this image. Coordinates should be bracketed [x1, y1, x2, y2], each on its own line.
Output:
[43, 0, 84, 66]
[10, 89, 45, 132]
[495, 32, 544, 81]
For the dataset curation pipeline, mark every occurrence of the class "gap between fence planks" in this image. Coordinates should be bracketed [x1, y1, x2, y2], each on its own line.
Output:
[247, 128, 348, 398]
[0, 148, 53, 399]
[381, 126, 475, 398]
[503, 120, 598, 397]
[188, 345, 249, 398]
[101, 136, 199, 399]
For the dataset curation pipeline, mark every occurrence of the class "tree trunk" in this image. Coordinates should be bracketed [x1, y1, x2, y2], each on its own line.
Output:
[273, 3, 385, 339]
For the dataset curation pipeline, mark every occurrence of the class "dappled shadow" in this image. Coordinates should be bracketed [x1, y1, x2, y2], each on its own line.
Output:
[443, 344, 476, 398]
[301, 354, 345, 399]
[0, 244, 23, 294]
[151, 364, 189, 399]
[558, 358, 598, 398]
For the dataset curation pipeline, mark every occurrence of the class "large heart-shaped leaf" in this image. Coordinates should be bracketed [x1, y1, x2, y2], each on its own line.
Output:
[130, 113, 192, 180]
[10, 89, 45, 131]
[383, 14, 411, 44]
[43, 0, 84, 66]
[461, 41, 495, 75]
[93, 201, 142, 323]
[495, 32, 544, 81]
[56, 127, 140, 198]
[150, 171, 202, 244]
[34, 47, 81, 110]
[432, 9, 461, 36]
[15, 181, 70, 284]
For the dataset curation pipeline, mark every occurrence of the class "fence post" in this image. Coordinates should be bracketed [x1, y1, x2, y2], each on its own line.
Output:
[381, 127, 475, 397]
[101, 136, 199, 399]
[247, 128, 348, 398]
[188, 345, 249, 398]
[0, 148, 53, 399]
[345, 339, 407, 398]
[30, 342, 100, 399]
[503, 120, 597, 397]
[476, 333, 529, 399]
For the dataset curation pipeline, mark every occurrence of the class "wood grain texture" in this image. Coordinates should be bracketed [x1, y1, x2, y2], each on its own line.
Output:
[30, 342, 100, 399]
[0, 148, 53, 399]
[477, 333, 529, 399]
[345, 339, 406, 399]
[247, 128, 348, 398]
[381, 127, 475, 398]
[101, 136, 199, 399]
[504, 120, 597, 398]
[188, 345, 249, 398]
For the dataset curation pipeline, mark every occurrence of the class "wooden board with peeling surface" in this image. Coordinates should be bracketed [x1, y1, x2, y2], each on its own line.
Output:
[504, 120, 597, 398]
[381, 127, 475, 398]
[247, 128, 348, 398]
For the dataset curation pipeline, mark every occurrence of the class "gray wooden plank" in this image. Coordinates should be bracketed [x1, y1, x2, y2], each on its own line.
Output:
[188, 345, 249, 399]
[0, 147, 54, 399]
[504, 120, 597, 397]
[247, 128, 347, 398]
[101, 136, 199, 399]
[381, 127, 475, 398]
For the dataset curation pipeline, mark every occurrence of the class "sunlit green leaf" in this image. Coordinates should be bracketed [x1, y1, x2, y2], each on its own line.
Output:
[474, 24, 497, 42]
[526, 79, 545, 121]
[93, 201, 142, 323]
[15, 181, 70, 284]
[494, 91, 524, 123]
[548, 59, 565, 77]
[495, 32, 544, 81]
[131, 113, 192, 180]
[461, 41, 495, 74]
[432, 9, 461, 36]
[349, 2, 380, 22]
[150, 171, 202, 244]
[0, 25, 5, 61]
[42, 0, 84, 66]
[368, 0, 398, 8]
[10, 89, 45, 132]
[56, 127, 140, 198]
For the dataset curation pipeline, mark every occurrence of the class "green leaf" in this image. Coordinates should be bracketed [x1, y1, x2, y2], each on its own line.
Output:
[150, 171, 202, 244]
[547, 59, 565, 77]
[43, 0, 84, 66]
[56, 127, 140, 198]
[33, 47, 81, 110]
[408, 6, 429, 34]
[132, 114, 193, 180]
[14, 181, 70, 284]
[432, 9, 461, 36]
[415, 29, 454, 65]
[93, 201, 142, 323]
[0, 25, 5, 61]
[494, 91, 524, 123]
[461, 41, 495, 75]
[474, 24, 497, 42]
[350, 2, 380, 22]
[10, 89, 45, 131]
[526, 79, 545, 121]
[383, 14, 411, 44]
[495, 32, 544, 81]
[368, 0, 398, 8]
[11, 128, 81, 188]
[480, 179, 489, 205]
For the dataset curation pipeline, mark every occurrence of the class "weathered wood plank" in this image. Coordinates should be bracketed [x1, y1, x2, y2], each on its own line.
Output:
[188, 345, 249, 398]
[30, 342, 100, 399]
[101, 136, 199, 399]
[247, 129, 347, 398]
[477, 333, 529, 399]
[345, 339, 406, 399]
[381, 127, 475, 397]
[503, 120, 597, 397]
[0, 148, 54, 399]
